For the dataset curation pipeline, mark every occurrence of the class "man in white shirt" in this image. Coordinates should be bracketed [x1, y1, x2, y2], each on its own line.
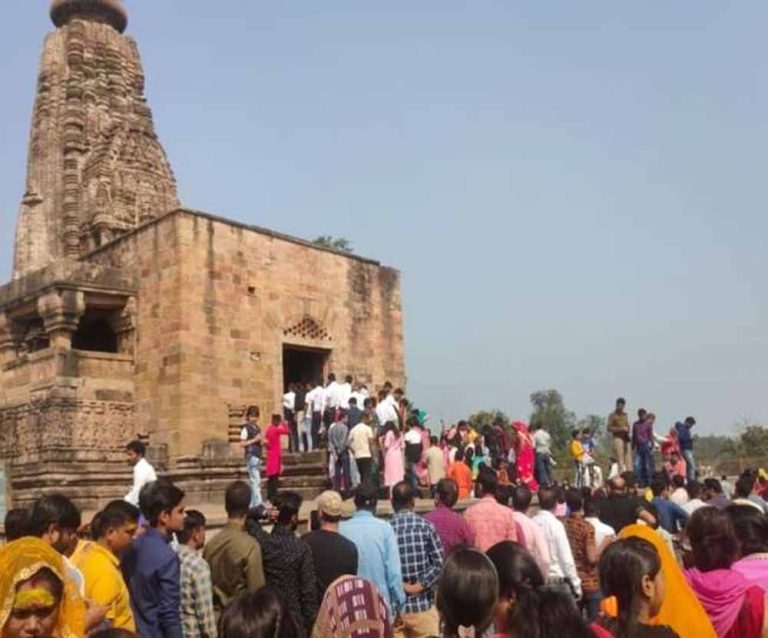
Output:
[338, 375, 353, 410]
[584, 498, 616, 548]
[669, 475, 689, 507]
[124, 439, 157, 506]
[375, 389, 399, 427]
[351, 385, 369, 410]
[533, 487, 582, 598]
[323, 374, 341, 426]
[306, 380, 325, 450]
[682, 480, 709, 516]
[347, 417, 375, 483]
[282, 384, 298, 452]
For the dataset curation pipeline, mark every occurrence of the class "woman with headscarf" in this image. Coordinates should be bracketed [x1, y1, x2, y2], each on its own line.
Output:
[311, 575, 392, 638]
[512, 421, 539, 492]
[0, 537, 86, 638]
[685, 506, 768, 638]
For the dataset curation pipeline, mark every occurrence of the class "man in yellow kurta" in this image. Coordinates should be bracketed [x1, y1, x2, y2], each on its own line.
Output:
[74, 500, 140, 631]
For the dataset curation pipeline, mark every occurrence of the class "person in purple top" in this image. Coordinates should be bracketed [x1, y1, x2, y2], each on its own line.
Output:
[632, 410, 655, 488]
[424, 478, 474, 557]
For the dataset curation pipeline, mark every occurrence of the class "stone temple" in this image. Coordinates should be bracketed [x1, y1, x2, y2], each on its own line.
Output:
[0, 0, 405, 509]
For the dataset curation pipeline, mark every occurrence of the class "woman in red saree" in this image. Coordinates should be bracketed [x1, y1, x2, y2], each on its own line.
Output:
[512, 421, 539, 492]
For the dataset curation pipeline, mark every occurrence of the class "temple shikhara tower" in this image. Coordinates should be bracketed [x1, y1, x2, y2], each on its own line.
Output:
[0, 0, 405, 508]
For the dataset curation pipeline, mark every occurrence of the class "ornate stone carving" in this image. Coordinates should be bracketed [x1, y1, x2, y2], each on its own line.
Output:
[0, 398, 133, 463]
[13, 3, 178, 277]
[284, 315, 332, 342]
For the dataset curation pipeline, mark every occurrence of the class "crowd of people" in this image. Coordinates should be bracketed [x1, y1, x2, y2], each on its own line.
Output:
[7, 453, 768, 638]
[2, 389, 768, 638]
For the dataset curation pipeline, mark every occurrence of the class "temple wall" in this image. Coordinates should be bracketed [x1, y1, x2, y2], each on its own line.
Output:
[88, 209, 406, 457]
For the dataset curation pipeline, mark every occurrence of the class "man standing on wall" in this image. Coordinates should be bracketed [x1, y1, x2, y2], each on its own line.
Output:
[240, 406, 263, 510]
[676, 417, 697, 482]
[606, 398, 632, 474]
[533, 424, 554, 487]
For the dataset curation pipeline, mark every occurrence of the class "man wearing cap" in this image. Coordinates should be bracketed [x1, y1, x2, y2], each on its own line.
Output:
[340, 481, 406, 616]
[302, 491, 358, 600]
[675, 416, 697, 482]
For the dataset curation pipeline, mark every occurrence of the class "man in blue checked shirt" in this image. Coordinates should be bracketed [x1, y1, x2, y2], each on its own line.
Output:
[389, 481, 444, 637]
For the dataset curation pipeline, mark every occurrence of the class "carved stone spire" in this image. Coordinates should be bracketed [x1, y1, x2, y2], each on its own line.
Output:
[50, 0, 128, 34]
[12, 0, 179, 277]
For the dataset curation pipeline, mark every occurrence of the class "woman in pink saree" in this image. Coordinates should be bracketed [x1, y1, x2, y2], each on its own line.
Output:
[512, 421, 538, 491]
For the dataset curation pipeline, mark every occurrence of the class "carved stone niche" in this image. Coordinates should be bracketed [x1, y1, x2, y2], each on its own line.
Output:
[37, 289, 86, 350]
[67, 292, 135, 355]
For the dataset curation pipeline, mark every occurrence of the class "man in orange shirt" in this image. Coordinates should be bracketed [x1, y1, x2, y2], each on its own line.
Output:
[447, 448, 473, 500]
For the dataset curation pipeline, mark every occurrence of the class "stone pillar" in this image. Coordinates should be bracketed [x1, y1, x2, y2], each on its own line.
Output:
[37, 289, 85, 350]
[0, 313, 23, 365]
[110, 297, 136, 355]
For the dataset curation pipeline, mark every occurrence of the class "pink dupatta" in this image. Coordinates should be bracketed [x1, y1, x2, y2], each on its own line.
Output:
[685, 567, 754, 637]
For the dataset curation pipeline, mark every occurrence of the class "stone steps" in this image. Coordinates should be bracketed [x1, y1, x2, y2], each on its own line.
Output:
[8, 451, 332, 510]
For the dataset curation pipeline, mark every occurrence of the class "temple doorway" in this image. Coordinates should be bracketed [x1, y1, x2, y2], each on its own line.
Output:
[282, 345, 330, 391]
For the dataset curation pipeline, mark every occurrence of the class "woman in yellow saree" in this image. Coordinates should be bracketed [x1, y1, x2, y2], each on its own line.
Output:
[601, 524, 716, 638]
[0, 537, 86, 638]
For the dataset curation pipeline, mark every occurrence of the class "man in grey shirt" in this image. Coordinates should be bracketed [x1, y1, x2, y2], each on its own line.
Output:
[328, 410, 351, 491]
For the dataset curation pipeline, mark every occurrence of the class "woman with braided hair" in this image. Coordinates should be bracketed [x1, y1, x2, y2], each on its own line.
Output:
[594, 537, 678, 638]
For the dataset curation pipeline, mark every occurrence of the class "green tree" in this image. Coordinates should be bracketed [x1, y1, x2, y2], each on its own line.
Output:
[529, 389, 576, 454]
[468, 410, 509, 434]
[739, 425, 768, 458]
[694, 434, 740, 463]
[313, 235, 354, 253]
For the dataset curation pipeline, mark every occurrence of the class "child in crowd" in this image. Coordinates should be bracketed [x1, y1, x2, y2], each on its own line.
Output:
[471, 443, 489, 480]
[570, 430, 586, 488]
[265, 414, 291, 503]
[448, 448, 474, 500]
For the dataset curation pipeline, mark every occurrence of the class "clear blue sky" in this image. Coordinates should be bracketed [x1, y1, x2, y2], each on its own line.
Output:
[1, 2, 767, 435]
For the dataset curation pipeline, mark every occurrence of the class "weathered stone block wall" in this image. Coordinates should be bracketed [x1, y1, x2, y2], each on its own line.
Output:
[88, 209, 406, 457]
[86, 216, 186, 451]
